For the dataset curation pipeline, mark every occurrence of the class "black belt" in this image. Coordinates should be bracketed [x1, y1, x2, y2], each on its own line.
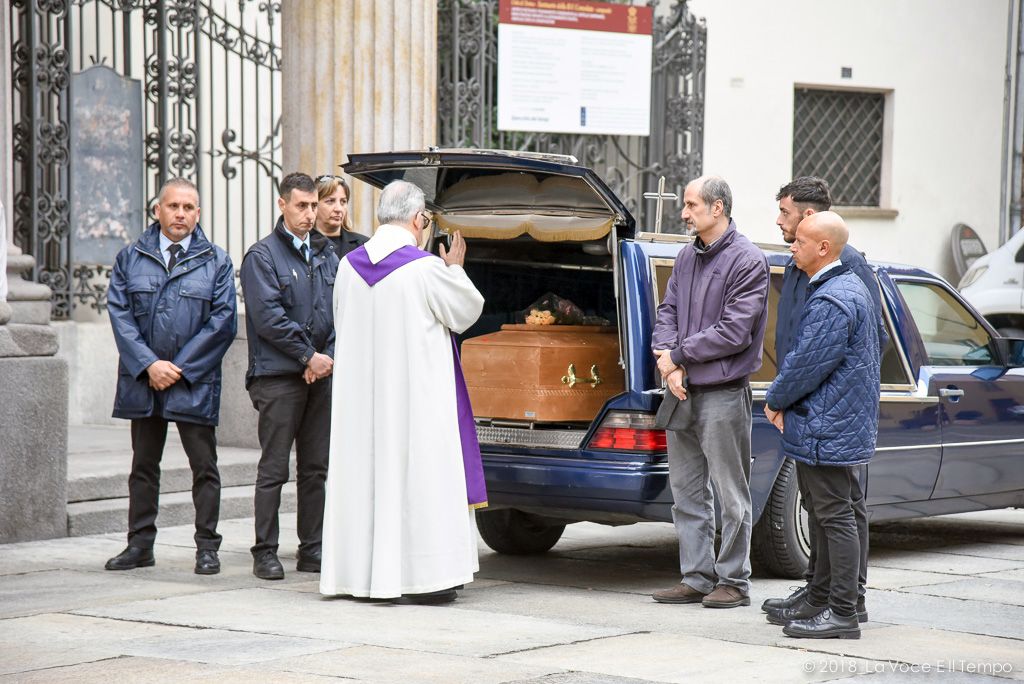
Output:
[687, 376, 749, 393]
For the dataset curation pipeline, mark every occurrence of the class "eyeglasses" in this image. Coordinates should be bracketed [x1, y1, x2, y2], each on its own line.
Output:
[316, 174, 345, 185]
[418, 211, 434, 231]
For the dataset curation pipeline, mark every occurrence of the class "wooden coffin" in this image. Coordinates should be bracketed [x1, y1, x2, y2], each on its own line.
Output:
[461, 324, 624, 422]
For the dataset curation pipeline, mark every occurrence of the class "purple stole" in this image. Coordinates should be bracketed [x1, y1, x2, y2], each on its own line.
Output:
[345, 244, 488, 509]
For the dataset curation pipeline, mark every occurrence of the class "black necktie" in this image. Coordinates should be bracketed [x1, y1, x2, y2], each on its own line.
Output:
[167, 243, 183, 271]
[300, 243, 309, 263]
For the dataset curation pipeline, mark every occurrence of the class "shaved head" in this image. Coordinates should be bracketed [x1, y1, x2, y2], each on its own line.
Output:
[799, 211, 849, 254]
[790, 211, 849, 277]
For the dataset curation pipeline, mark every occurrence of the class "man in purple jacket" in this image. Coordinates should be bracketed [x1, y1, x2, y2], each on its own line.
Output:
[651, 176, 770, 609]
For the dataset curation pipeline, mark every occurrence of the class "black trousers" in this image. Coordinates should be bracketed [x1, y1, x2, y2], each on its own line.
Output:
[797, 461, 862, 617]
[800, 462, 868, 599]
[128, 416, 222, 550]
[248, 374, 331, 556]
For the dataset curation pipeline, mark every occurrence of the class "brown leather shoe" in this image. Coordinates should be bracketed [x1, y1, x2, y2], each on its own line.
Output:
[702, 584, 751, 608]
[652, 583, 707, 604]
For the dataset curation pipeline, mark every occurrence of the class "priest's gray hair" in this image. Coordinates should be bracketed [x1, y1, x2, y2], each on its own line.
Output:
[377, 180, 426, 226]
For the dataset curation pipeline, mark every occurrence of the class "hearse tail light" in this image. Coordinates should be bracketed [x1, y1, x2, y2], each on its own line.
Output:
[588, 411, 667, 453]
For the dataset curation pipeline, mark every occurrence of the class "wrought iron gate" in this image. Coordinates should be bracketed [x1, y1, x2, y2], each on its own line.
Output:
[11, 0, 282, 318]
[437, 0, 706, 232]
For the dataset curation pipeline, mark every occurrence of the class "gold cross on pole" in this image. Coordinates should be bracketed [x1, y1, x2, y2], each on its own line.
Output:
[643, 176, 678, 234]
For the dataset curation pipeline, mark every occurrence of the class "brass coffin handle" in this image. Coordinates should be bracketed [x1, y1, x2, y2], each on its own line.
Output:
[561, 363, 602, 388]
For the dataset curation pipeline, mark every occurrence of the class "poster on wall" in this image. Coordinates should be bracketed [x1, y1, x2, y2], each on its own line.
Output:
[497, 0, 653, 137]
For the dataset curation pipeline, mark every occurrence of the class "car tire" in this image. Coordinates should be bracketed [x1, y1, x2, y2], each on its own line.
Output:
[476, 509, 566, 555]
[751, 459, 810, 579]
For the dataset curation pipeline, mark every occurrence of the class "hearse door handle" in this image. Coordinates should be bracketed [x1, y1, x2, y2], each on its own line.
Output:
[938, 387, 965, 400]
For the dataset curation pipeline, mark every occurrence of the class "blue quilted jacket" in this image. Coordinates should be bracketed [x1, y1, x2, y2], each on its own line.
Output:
[765, 263, 880, 466]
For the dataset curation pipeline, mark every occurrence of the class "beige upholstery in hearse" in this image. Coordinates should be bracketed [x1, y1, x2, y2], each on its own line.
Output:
[433, 172, 615, 242]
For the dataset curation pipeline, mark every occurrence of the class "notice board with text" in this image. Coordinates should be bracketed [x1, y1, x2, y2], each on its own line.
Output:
[497, 0, 653, 137]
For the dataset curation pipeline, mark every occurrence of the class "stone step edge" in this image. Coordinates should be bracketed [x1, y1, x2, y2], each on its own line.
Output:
[67, 483, 296, 538]
[68, 462, 296, 504]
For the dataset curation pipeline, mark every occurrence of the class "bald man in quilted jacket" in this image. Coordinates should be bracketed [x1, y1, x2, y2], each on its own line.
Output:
[763, 212, 880, 640]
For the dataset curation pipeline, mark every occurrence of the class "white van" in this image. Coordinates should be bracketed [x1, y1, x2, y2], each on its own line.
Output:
[959, 227, 1024, 336]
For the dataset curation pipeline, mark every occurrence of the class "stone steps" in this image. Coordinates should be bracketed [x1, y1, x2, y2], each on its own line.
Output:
[67, 424, 295, 537]
[67, 482, 297, 537]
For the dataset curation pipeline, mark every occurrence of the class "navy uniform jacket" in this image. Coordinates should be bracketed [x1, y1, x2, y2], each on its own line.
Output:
[240, 217, 340, 387]
[108, 224, 238, 426]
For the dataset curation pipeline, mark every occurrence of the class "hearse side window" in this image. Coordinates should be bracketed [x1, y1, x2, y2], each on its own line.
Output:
[896, 281, 994, 366]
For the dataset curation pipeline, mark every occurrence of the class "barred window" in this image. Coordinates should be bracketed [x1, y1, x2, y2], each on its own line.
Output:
[792, 88, 885, 207]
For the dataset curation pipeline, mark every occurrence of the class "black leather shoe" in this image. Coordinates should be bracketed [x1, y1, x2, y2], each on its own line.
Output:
[761, 584, 808, 613]
[766, 598, 826, 625]
[194, 549, 220, 575]
[296, 548, 321, 573]
[253, 550, 284, 580]
[783, 608, 861, 639]
[391, 588, 458, 605]
[105, 546, 155, 571]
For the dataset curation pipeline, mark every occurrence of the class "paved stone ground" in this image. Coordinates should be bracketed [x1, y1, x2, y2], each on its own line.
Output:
[2, 509, 1023, 683]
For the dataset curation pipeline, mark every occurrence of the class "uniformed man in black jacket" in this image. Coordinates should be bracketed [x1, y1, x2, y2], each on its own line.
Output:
[240, 172, 341, 580]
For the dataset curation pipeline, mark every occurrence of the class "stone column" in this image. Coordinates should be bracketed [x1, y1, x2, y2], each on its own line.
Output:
[0, 3, 70, 543]
[281, 0, 438, 236]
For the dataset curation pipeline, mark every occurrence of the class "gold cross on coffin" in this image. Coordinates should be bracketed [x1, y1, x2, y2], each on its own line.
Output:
[643, 176, 678, 234]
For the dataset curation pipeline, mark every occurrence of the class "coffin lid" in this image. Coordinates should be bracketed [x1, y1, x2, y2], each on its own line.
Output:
[343, 149, 636, 242]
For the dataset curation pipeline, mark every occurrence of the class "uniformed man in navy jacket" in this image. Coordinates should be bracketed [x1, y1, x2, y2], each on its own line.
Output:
[106, 178, 237, 575]
[240, 172, 340, 581]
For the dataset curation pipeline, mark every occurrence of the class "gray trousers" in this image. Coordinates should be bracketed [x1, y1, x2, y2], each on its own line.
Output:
[659, 385, 753, 594]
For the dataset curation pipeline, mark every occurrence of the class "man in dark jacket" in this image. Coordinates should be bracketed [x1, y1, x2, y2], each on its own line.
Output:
[762, 177, 884, 622]
[650, 176, 770, 609]
[241, 172, 340, 580]
[106, 178, 237, 575]
[764, 211, 880, 640]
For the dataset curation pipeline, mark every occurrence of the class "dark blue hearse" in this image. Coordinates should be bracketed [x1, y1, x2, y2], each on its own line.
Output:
[346, 149, 1024, 578]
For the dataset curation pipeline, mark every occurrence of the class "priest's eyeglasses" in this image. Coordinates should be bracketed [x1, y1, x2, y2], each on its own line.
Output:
[417, 211, 434, 231]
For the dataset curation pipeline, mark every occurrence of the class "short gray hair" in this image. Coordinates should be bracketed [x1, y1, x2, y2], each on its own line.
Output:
[158, 177, 199, 203]
[697, 175, 732, 218]
[376, 180, 425, 225]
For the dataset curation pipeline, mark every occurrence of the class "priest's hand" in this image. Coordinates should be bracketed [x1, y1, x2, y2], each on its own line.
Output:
[439, 230, 466, 267]
[654, 349, 679, 379]
[666, 368, 687, 401]
[307, 352, 333, 380]
[147, 360, 182, 391]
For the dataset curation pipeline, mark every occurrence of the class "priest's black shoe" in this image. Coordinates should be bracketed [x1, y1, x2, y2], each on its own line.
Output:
[783, 608, 861, 639]
[296, 548, 321, 573]
[766, 598, 826, 625]
[253, 550, 284, 580]
[391, 588, 458, 605]
[194, 549, 220, 575]
[104, 546, 155, 571]
[761, 584, 808, 613]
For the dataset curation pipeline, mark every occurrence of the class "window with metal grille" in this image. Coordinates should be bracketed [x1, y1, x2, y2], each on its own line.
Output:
[793, 88, 885, 207]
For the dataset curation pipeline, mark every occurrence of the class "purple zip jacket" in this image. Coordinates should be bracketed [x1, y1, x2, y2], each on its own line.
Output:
[651, 220, 770, 387]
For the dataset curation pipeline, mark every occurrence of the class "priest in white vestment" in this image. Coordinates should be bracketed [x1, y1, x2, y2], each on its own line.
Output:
[320, 180, 486, 604]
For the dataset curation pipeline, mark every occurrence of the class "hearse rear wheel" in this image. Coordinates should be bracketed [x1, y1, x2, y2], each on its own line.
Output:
[476, 509, 566, 555]
[751, 459, 811, 579]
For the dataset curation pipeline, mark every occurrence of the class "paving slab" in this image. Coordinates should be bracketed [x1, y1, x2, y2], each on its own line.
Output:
[0, 656, 339, 683]
[897, 577, 1024, 607]
[0, 613, 349, 675]
[864, 565, 966, 590]
[73, 586, 630, 657]
[766, 624, 1024, 681]
[263, 644, 560, 683]
[495, 631, 875, 684]
[864, 589, 1024, 640]
[868, 549, 1024, 576]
